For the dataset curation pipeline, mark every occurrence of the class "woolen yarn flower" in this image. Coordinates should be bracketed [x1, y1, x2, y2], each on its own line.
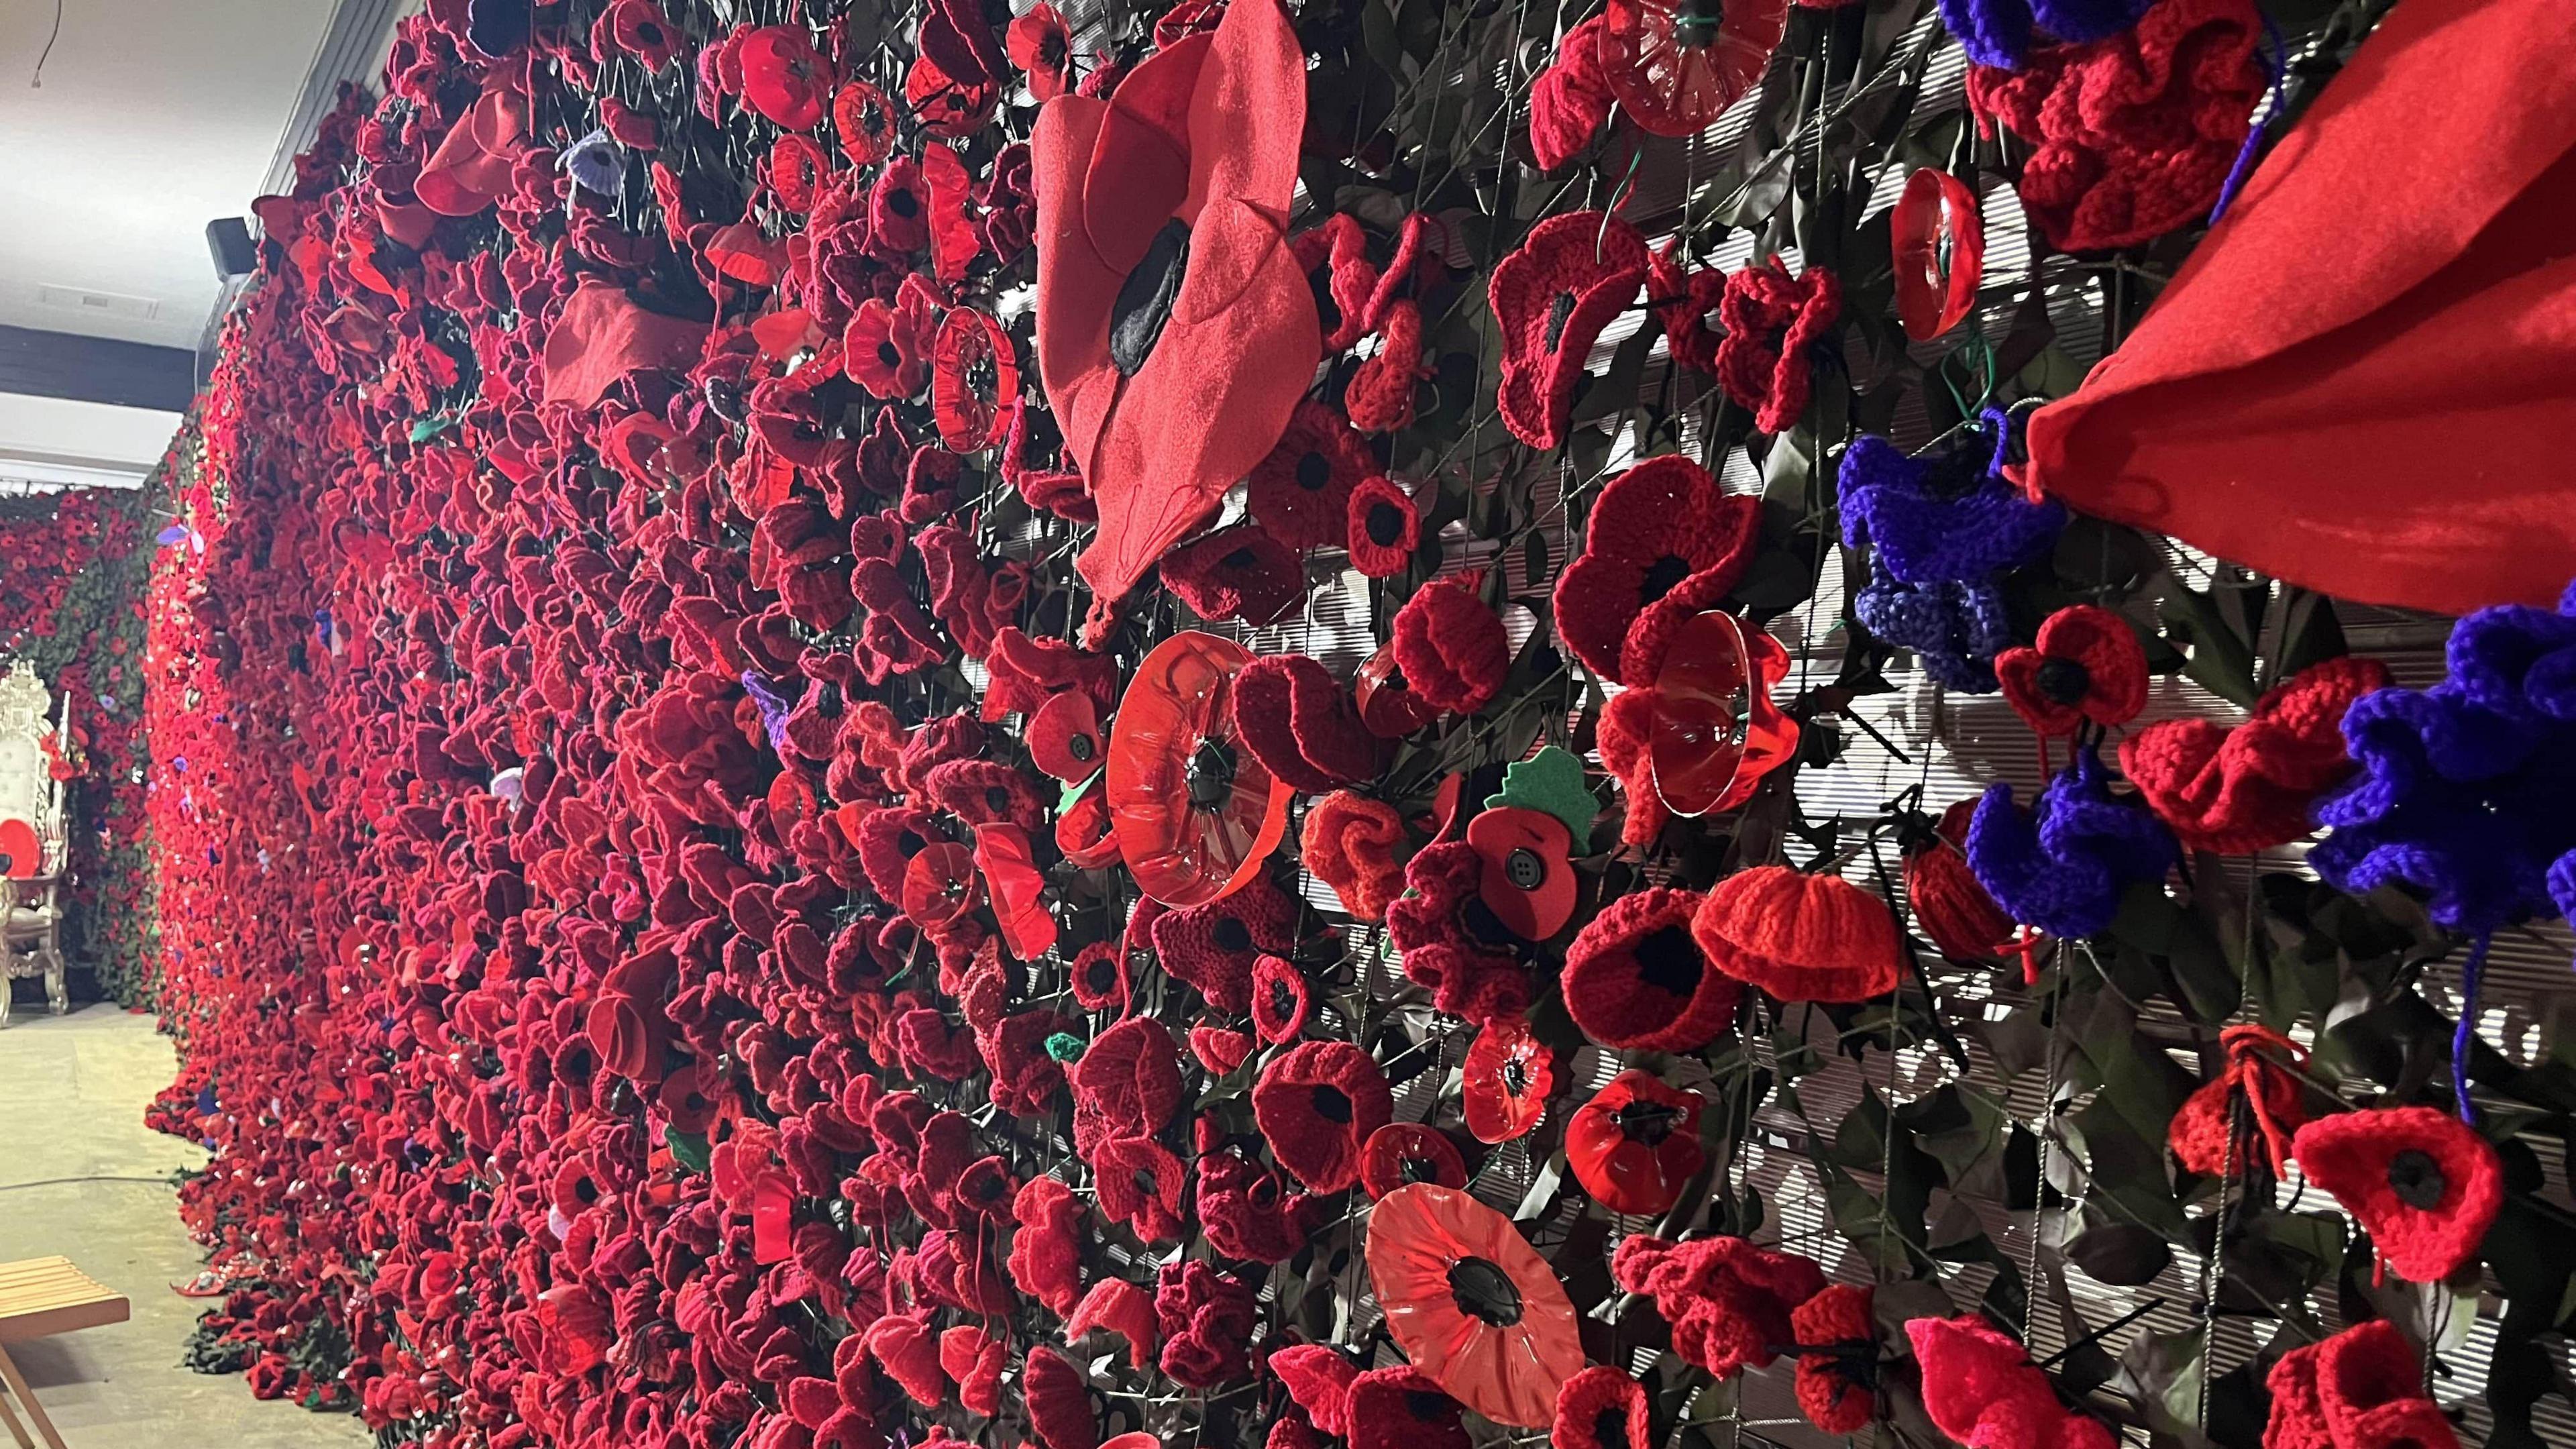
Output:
[1967, 745, 2179, 939]
[1904, 801, 2023, 961]
[1611, 1234, 1825, 1379]
[1161, 524, 1306, 627]
[1252, 1040, 1392, 1192]
[1551, 1367, 1650, 1449]
[1904, 1316, 2115, 1449]
[1938, 0, 2155, 68]
[1560, 886, 1741, 1051]
[1994, 604, 2149, 739]
[1366, 1183, 1582, 1427]
[2123, 655, 2391, 854]
[1301, 790, 1408, 920]
[1251, 954, 1311, 1042]
[1387, 839, 1534, 1024]
[1150, 873, 1298, 1013]
[1713, 260, 1839, 435]
[1790, 1284, 1877, 1433]
[2293, 1106, 2502, 1283]
[1554, 455, 1762, 685]
[1390, 574, 1509, 716]
[1690, 865, 1902, 1003]
[1489, 211, 1648, 450]
[1837, 425, 2067, 587]
[1248, 399, 1372, 551]
[1230, 653, 1383, 793]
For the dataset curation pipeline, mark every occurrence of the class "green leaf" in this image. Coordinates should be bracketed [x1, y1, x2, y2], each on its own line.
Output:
[2274, 588, 2347, 684]
[2065, 1222, 2174, 1286]
[666, 1129, 710, 1175]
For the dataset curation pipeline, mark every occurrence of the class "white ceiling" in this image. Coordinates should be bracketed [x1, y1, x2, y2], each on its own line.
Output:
[0, 0, 343, 351]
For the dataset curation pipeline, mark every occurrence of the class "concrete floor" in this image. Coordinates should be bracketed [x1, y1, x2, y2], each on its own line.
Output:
[0, 1002, 368, 1447]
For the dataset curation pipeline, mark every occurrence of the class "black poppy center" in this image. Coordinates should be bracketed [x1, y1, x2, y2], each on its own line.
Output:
[1404, 1391, 1452, 1423]
[1038, 32, 1067, 66]
[1085, 955, 1117, 991]
[1633, 925, 1705, 997]
[888, 187, 920, 219]
[966, 347, 998, 398]
[1595, 1407, 1631, 1449]
[1638, 554, 1693, 605]
[898, 830, 926, 854]
[1502, 1058, 1530, 1097]
[1186, 738, 1236, 808]
[1213, 916, 1253, 953]
[2035, 656, 2092, 706]
[1222, 547, 1261, 571]
[680, 1091, 712, 1114]
[1544, 291, 1578, 353]
[635, 22, 665, 48]
[1446, 1256, 1524, 1326]
[1134, 1167, 1161, 1194]
[1269, 977, 1298, 1022]
[1615, 1098, 1682, 1146]
[1365, 502, 1406, 547]
[985, 786, 1012, 814]
[878, 341, 902, 368]
[1401, 1152, 1442, 1185]
[573, 1175, 600, 1205]
[1296, 451, 1333, 492]
[1111, 219, 1191, 376]
[1309, 1085, 1354, 1123]
[1068, 733, 1095, 762]
[2387, 1148, 2449, 1210]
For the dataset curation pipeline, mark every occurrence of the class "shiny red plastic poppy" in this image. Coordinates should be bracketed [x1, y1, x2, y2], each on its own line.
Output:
[1462, 1013, 1554, 1144]
[0, 818, 38, 879]
[1355, 643, 1443, 739]
[1106, 632, 1291, 906]
[933, 307, 1018, 451]
[973, 823, 1059, 961]
[1648, 611, 1799, 816]
[901, 841, 983, 928]
[1366, 1183, 1583, 1428]
[1599, 0, 1788, 138]
[1892, 169, 1985, 343]
[1566, 1069, 1707, 1216]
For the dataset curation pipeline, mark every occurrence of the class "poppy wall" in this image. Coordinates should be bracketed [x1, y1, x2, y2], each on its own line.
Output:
[131, 0, 2576, 1448]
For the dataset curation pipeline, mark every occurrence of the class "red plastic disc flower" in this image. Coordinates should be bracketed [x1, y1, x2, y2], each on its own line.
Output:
[1691, 865, 1901, 1003]
[1365, 1183, 1583, 1427]
[1032, 0, 1322, 627]
[1599, 0, 1788, 137]
[1561, 887, 1741, 1051]
[1554, 455, 1762, 685]
[1995, 604, 2150, 739]
[932, 307, 1018, 451]
[2293, 1106, 2503, 1283]
[1252, 1040, 1392, 1192]
[1490, 211, 1648, 450]
[1359, 1122, 1467, 1199]
[1461, 1012, 1554, 1144]
[1106, 631, 1293, 907]
[738, 25, 835, 129]
[1567, 1069, 1707, 1215]
[1893, 168, 1986, 342]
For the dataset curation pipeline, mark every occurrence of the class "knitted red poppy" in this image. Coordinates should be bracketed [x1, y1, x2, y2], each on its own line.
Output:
[853, 804, 943, 905]
[833, 80, 897, 166]
[1253, 1040, 1393, 1192]
[1197, 1147, 1319, 1263]
[1906, 1316, 2115, 1449]
[1561, 886, 1741, 1051]
[1292, 212, 1379, 353]
[1387, 841, 1534, 1025]
[2318, 1322, 2456, 1449]
[1995, 605, 2150, 739]
[1966, 0, 2264, 252]
[924, 757, 1047, 830]
[1008, 1175, 1084, 1314]
[1191, 1024, 1254, 1074]
[1359, 1122, 1467, 1199]
[1346, 1368, 1472, 1449]
[1067, 1276, 1157, 1370]
[1069, 1016, 1185, 1155]
[2262, 1330, 2334, 1449]
[1552, 1367, 1650, 1449]
[1249, 399, 1372, 550]
[1566, 1070, 1706, 1215]
[1489, 211, 1650, 450]
[1612, 1234, 1825, 1379]
[983, 626, 1120, 724]
[1067, 941, 1130, 1014]
[2168, 1024, 2309, 1179]
[1091, 1132, 1188, 1241]
[1904, 801, 2022, 961]
[1391, 575, 1510, 716]
[1346, 475, 1421, 579]
[1252, 955, 1311, 1042]
[1149, 875, 1298, 1014]
[1691, 865, 1902, 1004]
[1162, 523, 1306, 627]
[1714, 260, 1839, 435]
[1271, 1344, 1360, 1436]
[1461, 1012, 1555, 1144]
[1302, 791, 1408, 921]
[1157, 1259, 1259, 1385]
[1231, 653, 1384, 794]
[1346, 299, 1429, 435]
[1024, 1346, 1097, 1449]
[1790, 1284, 1877, 1433]
[2294, 1106, 2504, 1283]
[1528, 17, 1615, 172]
[1554, 456, 1763, 685]
[866, 1311, 948, 1406]
[941, 1326, 1004, 1416]
[2121, 656, 2392, 855]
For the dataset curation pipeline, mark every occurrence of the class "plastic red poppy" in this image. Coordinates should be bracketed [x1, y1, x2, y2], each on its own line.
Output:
[901, 842, 983, 928]
[1649, 610, 1799, 816]
[1355, 644, 1442, 739]
[1892, 169, 1985, 343]
[933, 307, 1018, 451]
[0, 818, 38, 878]
[1366, 1183, 1583, 1428]
[1465, 806, 1576, 940]
[1462, 1014, 1554, 1144]
[974, 823, 1059, 961]
[1566, 1069, 1707, 1215]
[1107, 632, 1292, 906]
[1599, 0, 1788, 138]
[1360, 1122, 1468, 1199]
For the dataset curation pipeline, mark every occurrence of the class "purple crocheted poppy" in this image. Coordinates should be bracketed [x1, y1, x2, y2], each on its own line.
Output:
[1966, 744, 2178, 938]
[1837, 422, 2066, 586]
[1856, 574, 2012, 693]
[1937, 0, 2157, 68]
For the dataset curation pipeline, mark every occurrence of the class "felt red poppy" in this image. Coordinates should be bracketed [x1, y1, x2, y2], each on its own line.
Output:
[1461, 1013, 1554, 1144]
[1561, 886, 1741, 1051]
[1692, 865, 1901, 1004]
[1904, 800, 2023, 962]
[1252, 955, 1311, 1042]
[1790, 1284, 1877, 1434]
[1345, 475, 1421, 578]
[2293, 1106, 2503, 1283]
[1567, 1070, 1706, 1215]
[1106, 631, 1293, 906]
[2120, 655, 2391, 855]
[739, 25, 835, 129]
[1365, 1183, 1582, 1428]
[932, 307, 1018, 451]
[1247, 400, 1371, 551]
[1552, 1367, 1651, 1449]
[1358, 1122, 1467, 1199]
[1162, 524, 1306, 627]
[1029, 690, 1106, 783]
[1009, 3, 1077, 99]
[1714, 260, 1839, 435]
[1615, 1234, 1825, 1379]
[1465, 806, 1576, 941]
[1387, 841, 1534, 1024]
[833, 81, 897, 167]
[1302, 791, 1408, 920]
[1599, 0, 1787, 136]
[1391, 575, 1509, 716]
[1893, 168, 1986, 342]
[1150, 873, 1297, 1013]
[1906, 1316, 2115, 1449]
[1554, 455, 1762, 684]
[1033, 0, 1320, 629]
[1232, 653, 1382, 794]
[1995, 605, 2150, 738]
[1490, 211, 1648, 450]
[1253, 1040, 1392, 1192]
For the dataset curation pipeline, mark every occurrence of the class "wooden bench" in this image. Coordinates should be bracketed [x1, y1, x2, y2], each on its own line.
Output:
[0, 1257, 129, 1448]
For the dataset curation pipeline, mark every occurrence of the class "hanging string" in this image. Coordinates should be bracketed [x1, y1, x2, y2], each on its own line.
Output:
[2452, 932, 2490, 1125]
[2206, 10, 2289, 226]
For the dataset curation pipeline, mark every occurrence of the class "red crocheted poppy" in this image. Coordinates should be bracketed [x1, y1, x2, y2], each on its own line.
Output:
[1248, 400, 1371, 551]
[1346, 299, 1429, 434]
[1567, 1069, 1706, 1214]
[1691, 865, 1901, 1004]
[2294, 1106, 2503, 1283]
[1033, 0, 1321, 627]
[1613, 1234, 1825, 1379]
[924, 757, 1046, 830]
[1252, 955, 1311, 1042]
[1714, 259, 1839, 435]
[1008, 1175, 1085, 1314]
[1391, 574, 1509, 716]
[1905, 1316, 2113, 1449]
[1067, 1276, 1158, 1369]
[1302, 790, 1408, 921]
[1648, 239, 1729, 374]
[2316, 1322, 2452, 1449]
[1291, 211, 1377, 353]
[1554, 456, 1762, 685]
[1162, 523, 1306, 627]
[1346, 475, 1421, 578]
[1387, 841, 1534, 1024]
[1790, 1284, 1877, 1434]
[1996, 604, 2150, 738]
[1157, 1258, 1259, 1385]
[833, 80, 897, 167]
[1904, 800, 2021, 961]
[1346, 1368, 1471, 1449]
[852, 804, 940, 904]
[1252, 1040, 1392, 1192]
[1461, 1012, 1554, 1144]
[1024, 1346, 1096, 1449]
[1489, 211, 1648, 450]
[2121, 655, 2391, 855]
[1150, 874, 1297, 1014]
[1561, 886, 1741, 1051]
[1091, 1132, 1187, 1240]
[1059, 780, 1124, 869]
[866, 1311, 948, 1406]
[1271, 1344, 1360, 1436]
[1069, 1016, 1185, 1152]
[1004, 396, 1094, 523]
[941, 1325, 1005, 1415]
[1358, 1122, 1467, 1199]
[1191, 1023, 1254, 1073]
[1966, 0, 2263, 252]
[1069, 940, 1130, 1013]
[1029, 690, 1106, 782]
[1528, 17, 1615, 171]
[2169, 1024, 2308, 1178]
[983, 626, 1120, 723]
[1197, 1147, 1319, 1263]
[932, 307, 1018, 451]
[1552, 1367, 1650, 1449]
[845, 275, 938, 400]
[1232, 653, 1383, 794]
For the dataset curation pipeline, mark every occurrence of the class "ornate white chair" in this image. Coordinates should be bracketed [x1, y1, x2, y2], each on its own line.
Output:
[0, 661, 68, 1027]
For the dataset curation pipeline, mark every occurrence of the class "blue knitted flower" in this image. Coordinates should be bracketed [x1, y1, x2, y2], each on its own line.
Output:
[1838, 425, 2066, 586]
[1856, 575, 2012, 692]
[1968, 745, 2178, 938]
[1937, 0, 2157, 69]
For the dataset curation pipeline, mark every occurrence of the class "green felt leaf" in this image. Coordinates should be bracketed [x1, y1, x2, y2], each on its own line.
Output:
[666, 1129, 710, 1175]
[1486, 745, 1596, 844]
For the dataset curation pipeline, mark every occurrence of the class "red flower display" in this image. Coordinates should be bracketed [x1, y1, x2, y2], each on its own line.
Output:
[1552, 1367, 1651, 1449]
[1344, 475, 1421, 578]
[1566, 1069, 1707, 1214]
[1301, 790, 1408, 920]
[1390, 574, 1509, 716]
[1561, 887, 1741, 1051]
[1365, 1183, 1583, 1428]
[1790, 1285, 1877, 1433]
[1613, 1234, 1825, 1379]
[2294, 1106, 2504, 1283]
[1248, 400, 1371, 551]
[1994, 604, 2150, 739]
[2121, 655, 2391, 854]
[1713, 260, 1839, 435]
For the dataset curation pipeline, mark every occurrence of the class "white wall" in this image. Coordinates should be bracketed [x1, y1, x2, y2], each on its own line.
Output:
[0, 392, 182, 488]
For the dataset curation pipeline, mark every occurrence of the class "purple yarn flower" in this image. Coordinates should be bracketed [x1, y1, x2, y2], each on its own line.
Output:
[1856, 574, 2013, 692]
[1838, 427, 2066, 586]
[1938, 0, 2157, 70]
[740, 670, 797, 755]
[1967, 745, 2178, 938]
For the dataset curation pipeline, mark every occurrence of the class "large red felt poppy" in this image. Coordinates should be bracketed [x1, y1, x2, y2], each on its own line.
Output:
[1366, 1183, 1582, 1428]
[1600, 0, 1788, 138]
[1106, 631, 1291, 906]
[1032, 0, 1321, 629]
